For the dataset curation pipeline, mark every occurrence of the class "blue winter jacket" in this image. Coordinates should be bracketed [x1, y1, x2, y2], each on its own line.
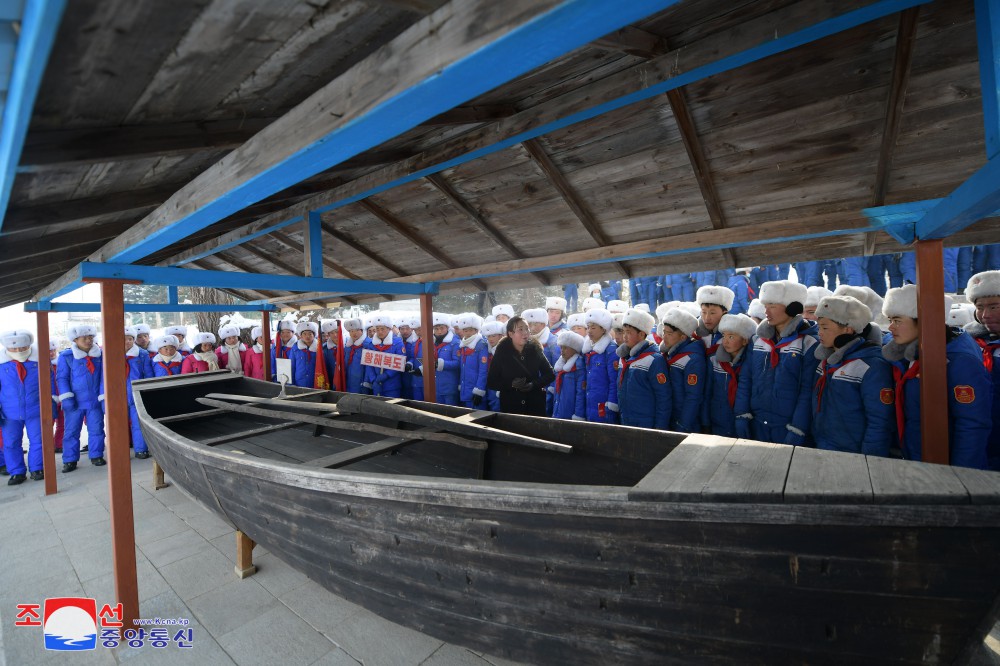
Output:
[344, 337, 369, 393]
[0, 348, 45, 420]
[582, 334, 619, 423]
[796, 261, 824, 287]
[363, 332, 406, 397]
[616, 340, 671, 430]
[98, 345, 152, 407]
[841, 257, 870, 287]
[289, 340, 326, 389]
[707, 346, 748, 437]
[271, 339, 297, 381]
[57, 346, 103, 411]
[662, 337, 707, 433]
[734, 316, 819, 444]
[151, 352, 183, 378]
[551, 353, 586, 419]
[407, 337, 425, 399]
[434, 332, 461, 402]
[693, 271, 717, 290]
[458, 335, 490, 404]
[726, 274, 753, 316]
[811, 336, 894, 456]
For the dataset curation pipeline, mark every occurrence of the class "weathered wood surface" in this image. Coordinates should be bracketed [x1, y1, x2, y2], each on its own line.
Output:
[867, 455, 970, 505]
[198, 422, 300, 447]
[628, 434, 735, 501]
[783, 447, 874, 504]
[305, 426, 440, 469]
[699, 439, 794, 504]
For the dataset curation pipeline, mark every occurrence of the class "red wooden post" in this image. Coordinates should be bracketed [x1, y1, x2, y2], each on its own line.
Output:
[420, 293, 436, 403]
[35, 311, 57, 495]
[261, 310, 271, 381]
[97, 279, 140, 632]
[915, 240, 950, 464]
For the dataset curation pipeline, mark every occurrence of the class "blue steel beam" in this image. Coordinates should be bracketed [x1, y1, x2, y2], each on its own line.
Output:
[26, 302, 279, 313]
[77, 262, 435, 296]
[98, 0, 685, 267]
[913, 158, 1000, 240]
[167, 286, 178, 305]
[305, 211, 323, 278]
[978, 0, 1000, 159]
[0, 0, 66, 231]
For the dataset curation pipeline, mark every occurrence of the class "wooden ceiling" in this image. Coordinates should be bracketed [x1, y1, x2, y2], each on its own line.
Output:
[2, 0, 995, 309]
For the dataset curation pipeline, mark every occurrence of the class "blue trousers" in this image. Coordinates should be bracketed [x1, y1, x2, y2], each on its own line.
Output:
[674, 279, 695, 302]
[63, 406, 105, 462]
[2, 417, 42, 475]
[886, 254, 903, 288]
[436, 390, 459, 406]
[641, 283, 658, 308]
[958, 247, 975, 290]
[129, 403, 147, 454]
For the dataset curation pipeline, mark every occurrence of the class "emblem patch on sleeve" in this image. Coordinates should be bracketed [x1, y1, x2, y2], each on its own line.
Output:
[687, 374, 698, 386]
[879, 388, 894, 405]
[954, 385, 976, 404]
[481, 357, 487, 363]
[656, 373, 667, 384]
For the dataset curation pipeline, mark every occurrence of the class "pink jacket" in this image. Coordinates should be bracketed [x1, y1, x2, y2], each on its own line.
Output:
[181, 355, 213, 374]
[214, 344, 248, 372]
[244, 346, 266, 380]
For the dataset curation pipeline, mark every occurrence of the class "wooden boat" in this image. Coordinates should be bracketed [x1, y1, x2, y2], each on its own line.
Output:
[133, 370, 1000, 665]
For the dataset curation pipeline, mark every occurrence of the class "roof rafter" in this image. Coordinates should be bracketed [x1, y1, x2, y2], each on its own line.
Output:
[232, 243, 339, 307]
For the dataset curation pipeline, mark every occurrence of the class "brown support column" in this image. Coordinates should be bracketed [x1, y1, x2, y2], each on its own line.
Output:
[261, 310, 272, 382]
[152, 460, 169, 490]
[915, 240, 949, 465]
[35, 312, 57, 495]
[420, 293, 436, 403]
[97, 279, 140, 632]
[235, 531, 257, 579]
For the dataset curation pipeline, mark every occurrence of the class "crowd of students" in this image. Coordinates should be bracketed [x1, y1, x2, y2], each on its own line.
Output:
[3, 264, 999, 487]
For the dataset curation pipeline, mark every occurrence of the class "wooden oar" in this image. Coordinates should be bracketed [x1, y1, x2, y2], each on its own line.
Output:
[196, 397, 486, 451]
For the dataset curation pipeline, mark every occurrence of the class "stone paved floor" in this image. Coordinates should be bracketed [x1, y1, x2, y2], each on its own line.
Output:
[0, 456, 526, 666]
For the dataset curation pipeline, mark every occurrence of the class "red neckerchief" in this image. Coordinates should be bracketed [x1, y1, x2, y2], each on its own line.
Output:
[14, 360, 26, 382]
[815, 358, 858, 412]
[157, 361, 181, 375]
[347, 345, 362, 366]
[619, 350, 656, 386]
[975, 338, 996, 373]
[460, 346, 476, 358]
[668, 351, 692, 367]
[720, 361, 740, 407]
[276, 343, 291, 360]
[555, 364, 575, 393]
[695, 331, 720, 357]
[84, 357, 96, 374]
[759, 334, 801, 368]
[892, 361, 920, 444]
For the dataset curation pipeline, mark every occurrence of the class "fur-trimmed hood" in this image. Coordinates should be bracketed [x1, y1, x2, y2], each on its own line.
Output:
[581, 334, 613, 355]
[532, 326, 551, 346]
[296, 339, 321, 352]
[815, 323, 884, 362]
[757, 315, 807, 341]
[71, 343, 102, 360]
[459, 332, 483, 349]
[152, 352, 184, 364]
[0, 345, 39, 364]
[715, 346, 746, 365]
[553, 353, 580, 373]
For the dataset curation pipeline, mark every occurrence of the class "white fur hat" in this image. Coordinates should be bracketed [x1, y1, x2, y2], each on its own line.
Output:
[968, 271, 1000, 304]
[815, 296, 872, 332]
[134, 324, 151, 335]
[634, 303, 650, 313]
[804, 286, 834, 308]
[0, 329, 33, 348]
[276, 320, 296, 332]
[581, 297, 605, 312]
[370, 313, 393, 329]
[124, 326, 139, 338]
[661, 308, 698, 337]
[320, 320, 339, 334]
[399, 315, 420, 330]
[295, 321, 319, 336]
[521, 308, 547, 325]
[680, 302, 701, 318]
[218, 324, 241, 340]
[362, 315, 375, 329]
[834, 285, 883, 319]
[612, 313, 625, 330]
[567, 313, 587, 329]
[152, 335, 179, 351]
[585, 308, 614, 333]
[68, 324, 97, 340]
[492, 304, 515, 318]
[606, 299, 627, 314]
[696, 285, 736, 311]
[484, 314, 496, 324]
[748, 299, 765, 320]
[882, 285, 918, 320]
[545, 296, 567, 312]
[432, 312, 452, 327]
[718, 314, 757, 341]
[455, 312, 483, 331]
[482, 321, 505, 337]
[343, 318, 363, 332]
[758, 280, 808, 307]
[588, 283, 601, 295]
[165, 325, 187, 337]
[251, 326, 263, 341]
[655, 301, 679, 323]
[557, 330, 585, 353]
[192, 331, 216, 347]
[948, 304, 974, 327]
[623, 308, 656, 333]
[49, 340, 58, 351]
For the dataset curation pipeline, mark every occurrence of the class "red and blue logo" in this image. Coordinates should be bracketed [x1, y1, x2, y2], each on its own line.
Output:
[43, 597, 97, 651]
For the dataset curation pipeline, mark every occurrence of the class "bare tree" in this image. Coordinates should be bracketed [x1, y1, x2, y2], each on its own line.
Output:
[188, 287, 238, 337]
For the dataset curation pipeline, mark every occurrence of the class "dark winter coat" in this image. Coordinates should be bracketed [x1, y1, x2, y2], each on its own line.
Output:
[486, 337, 555, 416]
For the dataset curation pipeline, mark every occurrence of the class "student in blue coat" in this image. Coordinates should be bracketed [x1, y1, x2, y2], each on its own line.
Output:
[600, 280, 620, 304]
[395, 315, 417, 399]
[288, 321, 329, 389]
[659, 307, 707, 433]
[615, 309, 671, 429]
[658, 275, 673, 306]
[523, 308, 560, 415]
[795, 261, 824, 287]
[840, 257, 870, 288]
[563, 283, 579, 314]
[674, 274, 695, 302]
[0, 330, 47, 484]
[320, 320, 340, 389]
[164, 325, 192, 357]
[270, 320, 297, 380]
[962, 271, 1000, 470]
[581, 308, 619, 424]
[695, 285, 735, 428]
[866, 255, 891, 297]
[882, 285, 991, 468]
[803, 286, 833, 324]
[361, 313, 405, 398]
[455, 313, 490, 409]
[726, 269, 754, 316]
[98, 326, 153, 460]
[432, 312, 461, 405]
[134, 323, 152, 352]
[550, 330, 586, 420]
[629, 277, 642, 308]
[546, 296, 568, 336]
[403, 317, 425, 401]
[811, 295, 894, 456]
[151, 335, 183, 377]
[707, 315, 756, 437]
[480, 321, 505, 411]
[342, 318, 368, 394]
[735, 281, 818, 444]
[57, 325, 106, 472]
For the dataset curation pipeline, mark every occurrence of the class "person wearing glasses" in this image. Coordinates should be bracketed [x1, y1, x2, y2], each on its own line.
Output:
[486, 316, 555, 416]
[965, 271, 1000, 470]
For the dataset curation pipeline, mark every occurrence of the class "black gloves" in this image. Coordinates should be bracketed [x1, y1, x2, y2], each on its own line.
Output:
[472, 394, 483, 407]
[511, 377, 535, 393]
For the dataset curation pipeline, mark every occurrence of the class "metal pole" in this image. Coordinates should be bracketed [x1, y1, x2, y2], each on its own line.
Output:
[97, 279, 140, 632]
[915, 239, 949, 464]
[419, 293, 436, 403]
[35, 311, 57, 495]
[262, 310, 272, 382]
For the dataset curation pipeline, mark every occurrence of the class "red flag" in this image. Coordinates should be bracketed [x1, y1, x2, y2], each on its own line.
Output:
[334, 320, 346, 392]
[313, 343, 330, 390]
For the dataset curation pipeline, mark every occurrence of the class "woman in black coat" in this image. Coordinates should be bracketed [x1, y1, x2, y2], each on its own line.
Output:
[486, 316, 555, 416]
